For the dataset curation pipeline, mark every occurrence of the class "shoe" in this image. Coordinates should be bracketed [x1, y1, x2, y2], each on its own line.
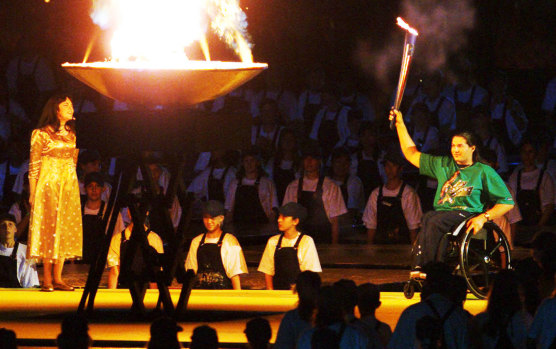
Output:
[53, 282, 74, 291]
[41, 283, 54, 292]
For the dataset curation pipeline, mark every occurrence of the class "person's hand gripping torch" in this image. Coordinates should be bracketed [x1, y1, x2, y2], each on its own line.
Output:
[390, 17, 419, 130]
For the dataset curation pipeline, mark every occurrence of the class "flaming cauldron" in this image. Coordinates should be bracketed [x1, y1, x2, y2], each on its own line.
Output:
[62, 61, 267, 106]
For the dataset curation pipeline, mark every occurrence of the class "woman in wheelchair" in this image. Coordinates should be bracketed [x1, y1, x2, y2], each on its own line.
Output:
[389, 109, 515, 270]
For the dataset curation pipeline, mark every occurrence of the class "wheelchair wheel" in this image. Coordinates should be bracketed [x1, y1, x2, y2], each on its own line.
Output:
[459, 222, 512, 299]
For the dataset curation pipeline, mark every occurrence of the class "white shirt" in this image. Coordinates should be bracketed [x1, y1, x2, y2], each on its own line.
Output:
[250, 89, 298, 121]
[106, 225, 164, 268]
[442, 84, 488, 108]
[0, 243, 40, 288]
[541, 77, 556, 114]
[251, 125, 284, 148]
[331, 175, 366, 211]
[297, 90, 321, 121]
[508, 167, 555, 209]
[225, 176, 279, 219]
[187, 166, 237, 201]
[257, 233, 322, 276]
[340, 92, 375, 122]
[185, 233, 248, 279]
[283, 176, 348, 220]
[482, 136, 509, 174]
[82, 202, 126, 237]
[309, 106, 350, 147]
[11, 161, 28, 195]
[362, 182, 423, 230]
[489, 98, 528, 146]
[408, 95, 457, 132]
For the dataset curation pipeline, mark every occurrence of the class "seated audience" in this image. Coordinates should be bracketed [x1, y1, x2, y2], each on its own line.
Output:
[251, 99, 284, 161]
[244, 317, 272, 349]
[475, 113, 509, 176]
[283, 142, 347, 244]
[531, 231, 556, 299]
[8, 172, 30, 243]
[274, 271, 321, 349]
[81, 172, 125, 264]
[258, 202, 321, 290]
[190, 325, 219, 349]
[363, 151, 422, 244]
[471, 270, 530, 349]
[265, 128, 301, 204]
[185, 200, 248, 289]
[410, 103, 440, 154]
[78, 149, 111, 202]
[508, 140, 554, 229]
[0, 213, 39, 288]
[0, 327, 17, 349]
[148, 316, 183, 349]
[296, 285, 369, 349]
[358, 283, 392, 348]
[106, 210, 164, 289]
[225, 148, 278, 229]
[527, 281, 556, 349]
[389, 262, 469, 349]
[309, 85, 350, 158]
[329, 147, 365, 217]
[56, 314, 92, 349]
[351, 123, 383, 199]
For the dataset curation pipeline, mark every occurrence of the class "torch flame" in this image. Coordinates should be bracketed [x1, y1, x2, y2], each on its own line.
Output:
[396, 17, 419, 36]
[90, 0, 253, 64]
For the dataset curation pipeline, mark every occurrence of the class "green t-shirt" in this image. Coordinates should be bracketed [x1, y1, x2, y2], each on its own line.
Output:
[419, 154, 514, 212]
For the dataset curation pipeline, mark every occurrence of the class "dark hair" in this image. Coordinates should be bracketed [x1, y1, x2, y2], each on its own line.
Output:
[333, 279, 358, 314]
[244, 317, 272, 349]
[311, 327, 340, 349]
[235, 148, 267, 181]
[315, 285, 344, 328]
[56, 314, 92, 349]
[484, 270, 522, 338]
[275, 128, 300, 166]
[296, 271, 322, 322]
[0, 328, 17, 349]
[190, 325, 218, 349]
[357, 283, 381, 316]
[451, 131, 481, 163]
[36, 93, 75, 134]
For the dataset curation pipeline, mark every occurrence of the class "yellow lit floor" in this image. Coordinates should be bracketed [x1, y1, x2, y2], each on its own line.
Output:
[0, 288, 487, 345]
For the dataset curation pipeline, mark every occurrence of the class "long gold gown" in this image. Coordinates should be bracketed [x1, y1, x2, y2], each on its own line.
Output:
[27, 127, 82, 262]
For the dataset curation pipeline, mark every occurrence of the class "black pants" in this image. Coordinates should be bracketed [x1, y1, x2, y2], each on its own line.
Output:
[413, 210, 472, 267]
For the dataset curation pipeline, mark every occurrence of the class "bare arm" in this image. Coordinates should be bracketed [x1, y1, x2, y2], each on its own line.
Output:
[108, 266, 119, 289]
[264, 274, 274, 290]
[231, 275, 241, 290]
[466, 203, 514, 234]
[389, 109, 421, 168]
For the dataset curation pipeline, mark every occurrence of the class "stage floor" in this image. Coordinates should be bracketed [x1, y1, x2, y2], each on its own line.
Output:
[0, 288, 488, 348]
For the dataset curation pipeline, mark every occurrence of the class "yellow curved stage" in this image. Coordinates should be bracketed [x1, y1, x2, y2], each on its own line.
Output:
[0, 288, 487, 346]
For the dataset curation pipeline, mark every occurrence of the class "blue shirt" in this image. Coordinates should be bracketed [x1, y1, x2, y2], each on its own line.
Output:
[388, 293, 469, 349]
[274, 309, 312, 349]
[297, 322, 369, 349]
[528, 297, 556, 349]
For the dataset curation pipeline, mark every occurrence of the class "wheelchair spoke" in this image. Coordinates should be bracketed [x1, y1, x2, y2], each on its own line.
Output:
[488, 241, 503, 257]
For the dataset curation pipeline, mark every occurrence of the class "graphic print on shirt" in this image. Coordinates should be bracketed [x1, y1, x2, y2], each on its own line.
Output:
[437, 170, 474, 205]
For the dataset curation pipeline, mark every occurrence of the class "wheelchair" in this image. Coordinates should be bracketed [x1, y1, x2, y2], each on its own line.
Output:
[403, 216, 512, 300]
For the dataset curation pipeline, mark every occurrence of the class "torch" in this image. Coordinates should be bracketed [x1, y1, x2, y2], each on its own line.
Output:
[390, 17, 419, 130]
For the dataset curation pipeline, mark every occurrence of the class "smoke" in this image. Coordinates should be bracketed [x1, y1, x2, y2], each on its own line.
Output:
[355, 0, 475, 90]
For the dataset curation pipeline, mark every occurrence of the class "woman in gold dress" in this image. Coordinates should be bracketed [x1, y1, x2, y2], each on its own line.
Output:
[28, 94, 82, 291]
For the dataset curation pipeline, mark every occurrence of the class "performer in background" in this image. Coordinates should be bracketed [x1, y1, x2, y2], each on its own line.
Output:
[28, 94, 82, 291]
[258, 202, 321, 290]
[185, 200, 248, 289]
[389, 109, 514, 270]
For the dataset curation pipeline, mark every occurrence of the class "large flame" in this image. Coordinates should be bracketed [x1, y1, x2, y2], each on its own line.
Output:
[90, 0, 253, 64]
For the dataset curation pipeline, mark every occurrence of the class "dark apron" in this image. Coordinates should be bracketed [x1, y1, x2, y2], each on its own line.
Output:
[490, 100, 513, 152]
[357, 151, 382, 200]
[454, 85, 476, 130]
[516, 169, 544, 226]
[207, 166, 230, 202]
[118, 227, 158, 288]
[273, 160, 296, 204]
[195, 232, 232, 289]
[302, 92, 322, 137]
[375, 183, 410, 243]
[232, 177, 269, 225]
[273, 233, 304, 290]
[0, 242, 21, 288]
[81, 201, 106, 264]
[317, 108, 341, 157]
[297, 177, 332, 243]
[338, 180, 349, 208]
[16, 201, 29, 243]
